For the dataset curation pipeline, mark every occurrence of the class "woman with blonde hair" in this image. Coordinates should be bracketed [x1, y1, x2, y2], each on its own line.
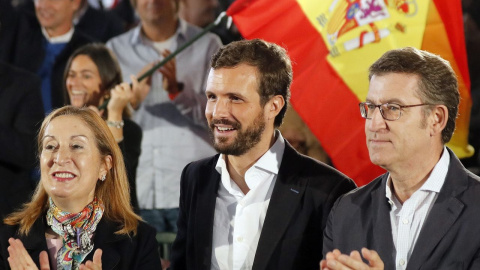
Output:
[0, 106, 161, 269]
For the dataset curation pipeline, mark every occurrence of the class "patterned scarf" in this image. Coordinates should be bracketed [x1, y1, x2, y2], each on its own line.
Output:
[46, 197, 104, 270]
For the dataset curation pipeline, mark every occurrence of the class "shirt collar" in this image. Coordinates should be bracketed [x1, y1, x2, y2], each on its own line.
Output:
[215, 130, 286, 188]
[41, 26, 74, 44]
[131, 18, 188, 45]
[385, 146, 450, 205]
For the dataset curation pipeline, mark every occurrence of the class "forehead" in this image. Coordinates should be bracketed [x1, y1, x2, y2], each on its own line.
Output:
[367, 73, 421, 103]
[206, 64, 259, 94]
[44, 115, 94, 139]
[70, 55, 98, 70]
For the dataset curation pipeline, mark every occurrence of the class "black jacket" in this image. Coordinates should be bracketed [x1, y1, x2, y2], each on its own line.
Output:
[0, 62, 44, 218]
[0, 216, 162, 269]
[170, 142, 356, 270]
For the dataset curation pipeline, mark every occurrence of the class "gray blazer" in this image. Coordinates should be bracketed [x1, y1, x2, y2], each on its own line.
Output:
[323, 148, 480, 270]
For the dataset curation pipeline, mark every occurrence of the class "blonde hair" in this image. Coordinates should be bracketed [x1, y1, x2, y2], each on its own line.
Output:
[4, 106, 141, 235]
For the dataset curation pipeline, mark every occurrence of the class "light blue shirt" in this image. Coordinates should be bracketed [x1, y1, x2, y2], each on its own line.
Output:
[107, 19, 222, 209]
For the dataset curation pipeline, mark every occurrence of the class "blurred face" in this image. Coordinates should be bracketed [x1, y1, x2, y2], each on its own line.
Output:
[34, 0, 80, 36]
[66, 55, 103, 108]
[180, 0, 218, 27]
[205, 64, 269, 156]
[365, 73, 432, 171]
[136, 0, 177, 24]
[40, 115, 111, 212]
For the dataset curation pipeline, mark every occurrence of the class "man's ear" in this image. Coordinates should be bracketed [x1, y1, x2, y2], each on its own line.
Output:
[266, 95, 285, 121]
[430, 105, 448, 137]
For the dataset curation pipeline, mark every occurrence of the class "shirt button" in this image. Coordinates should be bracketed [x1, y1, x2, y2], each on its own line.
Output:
[402, 219, 409, 224]
[237, 236, 243, 242]
[399, 259, 405, 266]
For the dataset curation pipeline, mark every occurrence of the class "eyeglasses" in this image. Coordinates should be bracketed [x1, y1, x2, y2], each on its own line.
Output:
[359, 102, 432, 121]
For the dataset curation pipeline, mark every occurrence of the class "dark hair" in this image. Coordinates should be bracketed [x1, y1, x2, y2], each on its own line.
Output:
[369, 47, 459, 143]
[64, 43, 123, 102]
[211, 39, 292, 127]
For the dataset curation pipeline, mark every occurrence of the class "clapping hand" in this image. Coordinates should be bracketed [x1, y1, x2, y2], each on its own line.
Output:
[7, 238, 103, 270]
[320, 248, 384, 270]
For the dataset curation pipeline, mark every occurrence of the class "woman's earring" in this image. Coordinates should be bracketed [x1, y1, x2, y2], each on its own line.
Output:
[100, 174, 106, 181]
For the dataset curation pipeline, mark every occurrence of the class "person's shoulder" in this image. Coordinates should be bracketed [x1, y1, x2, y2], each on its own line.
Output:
[106, 27, 136, 48]
[71, 28, 95, 45]
[136, 220, 157, 236]
[0, 62, 38, 79]
[335, 174, 385, 204]
[285, 146, 352, 184]
[183, 155, 219, 174]
[181, 20, 222, 46]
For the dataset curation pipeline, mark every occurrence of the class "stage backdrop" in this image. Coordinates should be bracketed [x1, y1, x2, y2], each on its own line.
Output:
[232, 0, 472, 186]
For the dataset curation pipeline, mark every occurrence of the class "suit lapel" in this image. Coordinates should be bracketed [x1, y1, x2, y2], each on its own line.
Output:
[88, 219, 123, 270]
[407, 151, 467, 270]
[194, 156, 221, 269]
[370, 175, 396, 269]
[253, 144, 307, 270]
[21, 217, 49, 267]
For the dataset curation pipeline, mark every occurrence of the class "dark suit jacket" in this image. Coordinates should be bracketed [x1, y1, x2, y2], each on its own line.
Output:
[170, 142, 356, 270]
[0, 62, 44, 218]
[76, 6, 125, 43]
[0, 216, 162, 269]
[10, 12, 92, 110]
[0, 0, 19, 63]
[323, 148, 480, 270]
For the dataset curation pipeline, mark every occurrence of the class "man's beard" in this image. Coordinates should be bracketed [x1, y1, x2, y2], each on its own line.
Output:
[209, 112, 266, 156]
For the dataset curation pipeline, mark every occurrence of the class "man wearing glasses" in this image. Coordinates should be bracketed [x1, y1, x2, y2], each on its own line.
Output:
[321, 47, 480, 270]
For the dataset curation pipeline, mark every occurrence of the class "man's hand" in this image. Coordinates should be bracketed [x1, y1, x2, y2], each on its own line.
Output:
[7, 238, 49, 270]
[158, 50, 180, 95]
[131, 65, 154, 109]
[79, 249, 102, 270]
[320, 248, 384, 270]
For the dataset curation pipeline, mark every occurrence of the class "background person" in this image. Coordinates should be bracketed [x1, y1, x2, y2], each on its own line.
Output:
[0, 106, 161, 269]
[107, 0, 222, 234]
[0, 61, 45, 219]
[64, 43, 143, 212]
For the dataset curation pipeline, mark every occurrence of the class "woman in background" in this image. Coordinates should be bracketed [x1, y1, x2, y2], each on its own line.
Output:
[63, 43, 142, 212]
[0, 106, 161, 269]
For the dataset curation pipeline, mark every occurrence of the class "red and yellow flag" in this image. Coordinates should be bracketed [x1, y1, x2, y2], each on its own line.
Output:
[232, 0, 472, 186]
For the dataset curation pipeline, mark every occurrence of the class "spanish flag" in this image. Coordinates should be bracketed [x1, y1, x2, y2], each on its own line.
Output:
[232, 0, 472, 186]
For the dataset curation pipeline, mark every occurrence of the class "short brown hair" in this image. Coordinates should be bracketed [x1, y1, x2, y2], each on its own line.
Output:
[369, 47, 459, 143]
[4, 106, 141, 235]
[211, 39, 292, 127]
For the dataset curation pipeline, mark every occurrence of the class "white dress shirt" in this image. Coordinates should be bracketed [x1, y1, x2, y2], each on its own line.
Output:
[211, 131, 286, 270]
[386, 147, 450, 270]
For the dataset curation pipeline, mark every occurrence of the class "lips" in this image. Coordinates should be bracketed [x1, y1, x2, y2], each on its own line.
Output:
[210, 119, 240, 133]
[52, 171, 76, 181]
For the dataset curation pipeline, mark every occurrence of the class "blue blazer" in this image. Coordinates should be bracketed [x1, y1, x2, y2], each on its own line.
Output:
[170, 142, 356, 270]
[323, 148, 480, 269]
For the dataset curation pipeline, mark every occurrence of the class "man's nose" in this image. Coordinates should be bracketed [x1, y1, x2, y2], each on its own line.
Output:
[366, 107, 387, 132]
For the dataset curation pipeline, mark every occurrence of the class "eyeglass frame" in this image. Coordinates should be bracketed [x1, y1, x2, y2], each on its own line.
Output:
[359, 102, 434, 121]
